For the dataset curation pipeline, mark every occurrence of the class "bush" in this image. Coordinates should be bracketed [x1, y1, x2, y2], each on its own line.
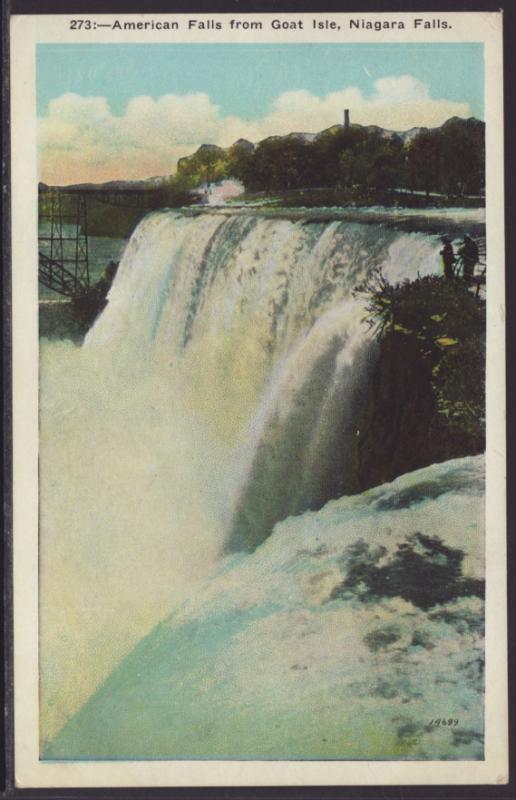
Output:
[355, 272, 485, 437]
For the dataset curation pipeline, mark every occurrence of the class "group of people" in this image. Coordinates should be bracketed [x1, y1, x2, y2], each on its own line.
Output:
[440, 235, 480, 282]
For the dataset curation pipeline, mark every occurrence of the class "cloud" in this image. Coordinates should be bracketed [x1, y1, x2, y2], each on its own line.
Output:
[39, 76, 472, 184]
[219, 76, 470, 142]
[39, 91, 221, 184]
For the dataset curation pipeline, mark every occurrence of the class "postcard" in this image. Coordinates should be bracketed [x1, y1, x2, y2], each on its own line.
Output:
[9, 9, 507, 789]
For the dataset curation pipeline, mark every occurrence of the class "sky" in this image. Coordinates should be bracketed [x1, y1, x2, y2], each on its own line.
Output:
[37, 43, 484, 185]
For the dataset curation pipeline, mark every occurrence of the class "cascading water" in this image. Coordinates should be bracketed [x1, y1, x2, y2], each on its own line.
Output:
[85, 210, 440, 549]
[39, 208, 450, 748]
[40, 205, 489, 759]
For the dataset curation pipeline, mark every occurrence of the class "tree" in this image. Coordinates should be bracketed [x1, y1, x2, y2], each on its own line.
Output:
[439, 120, 484, 196]
[315, 126, 369, 187]
[407, 131, 441, 196]
[227, 142, 255, 185]
[357, 271, 485, 436]
[243, 137, 316, 192]
[176, 144, 229, 186]
[368, 136, 405, 191]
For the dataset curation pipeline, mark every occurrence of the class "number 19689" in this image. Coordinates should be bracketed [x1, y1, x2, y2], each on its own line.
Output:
[429, 718, 459, 727]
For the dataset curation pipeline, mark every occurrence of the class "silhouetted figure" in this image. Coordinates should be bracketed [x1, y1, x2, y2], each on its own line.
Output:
[105, 260, 118, 282]
[94, 260, 119, 298]
[457, 235, 479, 282]
[440, 236, 456, 279]
[72, 260, 119, 330]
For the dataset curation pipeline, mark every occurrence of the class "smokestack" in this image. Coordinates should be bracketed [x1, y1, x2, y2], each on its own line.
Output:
[344, 109, 350, 128]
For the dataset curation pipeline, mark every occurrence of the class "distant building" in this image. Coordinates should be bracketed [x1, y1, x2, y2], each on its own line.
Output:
[344, 109, 350, 128]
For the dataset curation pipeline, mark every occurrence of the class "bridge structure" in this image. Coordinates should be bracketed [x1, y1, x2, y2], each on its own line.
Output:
[38, 186, 160, 298]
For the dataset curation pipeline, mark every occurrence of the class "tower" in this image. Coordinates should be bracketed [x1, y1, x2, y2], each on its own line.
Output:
[344, 109, 350, 128]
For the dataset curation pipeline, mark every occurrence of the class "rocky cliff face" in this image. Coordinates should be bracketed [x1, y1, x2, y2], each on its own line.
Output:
[355, 329, 484, 491]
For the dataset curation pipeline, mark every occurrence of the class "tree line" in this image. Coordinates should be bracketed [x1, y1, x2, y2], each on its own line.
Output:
[174, 117, 484, 199]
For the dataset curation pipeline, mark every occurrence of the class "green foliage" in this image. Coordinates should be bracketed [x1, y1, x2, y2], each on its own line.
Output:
[356, 272, 485, 436]
[406, 131, 441, 196]
[316, 126, 369, 186]
[242, 137, 318, 191]
[406, 119, 484, 196]
[176, 144, 230, 187]
[226, 142, 255, 184]
[152, 173, 197, 206]
[216, 117, 484, 198]
[236, 128, 409, 193]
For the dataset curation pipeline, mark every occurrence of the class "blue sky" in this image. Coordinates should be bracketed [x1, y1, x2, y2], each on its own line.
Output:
[37, 43, 484, 184]
[37, 43, 484, 119]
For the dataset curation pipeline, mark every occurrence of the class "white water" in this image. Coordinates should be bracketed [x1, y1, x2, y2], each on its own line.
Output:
[47, 455, 485, 760]
[85, 211, 440, 544]
[40, 209, 455, 748]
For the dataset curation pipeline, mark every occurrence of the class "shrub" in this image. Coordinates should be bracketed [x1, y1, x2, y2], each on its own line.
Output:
[355, 272, 485, 437]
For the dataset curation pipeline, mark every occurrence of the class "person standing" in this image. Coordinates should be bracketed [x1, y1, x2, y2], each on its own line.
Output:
[457, 235, 479, 282]
[440, 236, 456, 279]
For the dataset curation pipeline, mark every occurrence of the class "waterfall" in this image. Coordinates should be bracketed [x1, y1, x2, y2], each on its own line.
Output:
[86, 209, 440, 550]
[39, 209, 443, 745]
[40, 207, 486, 756]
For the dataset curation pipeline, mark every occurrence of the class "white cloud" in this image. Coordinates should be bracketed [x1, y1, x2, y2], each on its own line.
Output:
[39, 91, 221, 184]
[39, 77, 472, 184]
[373, 75, 430, 102]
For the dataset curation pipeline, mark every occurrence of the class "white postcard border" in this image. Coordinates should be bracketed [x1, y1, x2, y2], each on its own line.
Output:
[10, 10, 508, 788]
